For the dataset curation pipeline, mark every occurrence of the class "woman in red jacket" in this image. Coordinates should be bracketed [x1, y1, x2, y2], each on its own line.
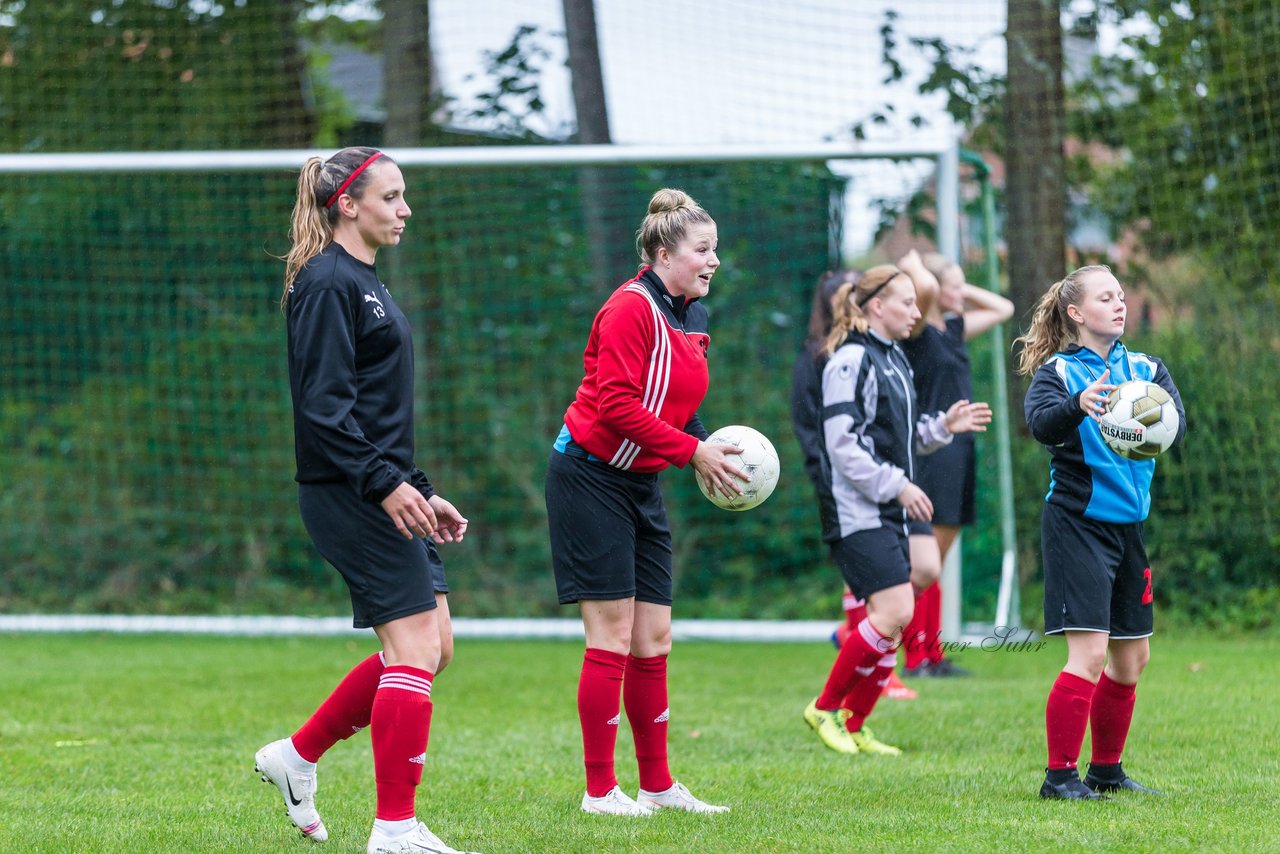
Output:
[545, 188, 745, 817]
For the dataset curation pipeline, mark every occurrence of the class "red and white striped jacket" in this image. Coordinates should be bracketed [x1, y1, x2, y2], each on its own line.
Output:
[561, 267, 711, 472]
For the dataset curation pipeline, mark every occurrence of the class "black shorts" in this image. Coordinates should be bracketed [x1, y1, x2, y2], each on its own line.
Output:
[914, 436, 976, 526]
[828, 525, 912, 601]
[1041, 502, 1153, 639]
[298, 482, 447, 630]
[545, 450, 673, 606]
[907, 518, 933, 537]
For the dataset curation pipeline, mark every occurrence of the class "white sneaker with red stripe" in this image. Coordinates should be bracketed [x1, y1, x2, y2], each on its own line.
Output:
[254, 738, 328, 842]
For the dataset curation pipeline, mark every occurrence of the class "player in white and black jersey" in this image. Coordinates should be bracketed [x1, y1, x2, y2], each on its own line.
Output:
[802, 265, 990, 758]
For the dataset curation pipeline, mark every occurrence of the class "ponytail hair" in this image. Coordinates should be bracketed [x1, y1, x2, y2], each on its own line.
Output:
[821, 264, 901, 356]
[281, 146, 388, 311]
[1014, 264, 1113, 375]
[806, 269, 860, 348]
[636, 188, 714, 267]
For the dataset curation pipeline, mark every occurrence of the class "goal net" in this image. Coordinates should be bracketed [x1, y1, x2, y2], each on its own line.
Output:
[0, 143, 1017, 640]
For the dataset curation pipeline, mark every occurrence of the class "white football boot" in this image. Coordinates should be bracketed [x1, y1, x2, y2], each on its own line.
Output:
[637, 780, 730, 814]
[366, 819, 481, 854]
[254, 738, 328, 842]
[580, 785, 655, 816]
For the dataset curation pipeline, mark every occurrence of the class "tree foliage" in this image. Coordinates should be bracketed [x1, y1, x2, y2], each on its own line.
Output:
[862, 2, 1280, 622]
[1070, 0, 1280, 296]
[1, 0, 318, 150]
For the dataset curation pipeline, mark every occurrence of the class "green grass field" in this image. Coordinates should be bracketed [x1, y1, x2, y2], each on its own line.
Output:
[1, 631, 1277, 853]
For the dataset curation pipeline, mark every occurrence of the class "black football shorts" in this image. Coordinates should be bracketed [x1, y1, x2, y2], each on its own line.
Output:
[1041, 501, 1154, 638]
[545, 449, 673, 606]
[829, 524, 912, 601]
[298, 481, 447, 629]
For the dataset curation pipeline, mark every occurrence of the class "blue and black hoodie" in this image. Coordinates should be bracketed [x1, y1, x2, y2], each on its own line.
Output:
[1024, 341, 1186, 523]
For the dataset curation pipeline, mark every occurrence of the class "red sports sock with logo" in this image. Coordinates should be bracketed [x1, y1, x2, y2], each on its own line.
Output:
[1090, 672, 1137, 765]
[371, 665, 434, 821]
[1045, 671, 1096, 770]
[579, 648, 626, 797]
[291, 652, 385, 762]
[841, 651, 898, 732]
[624, 654, 673, 793]
[817, 618, 894, 710]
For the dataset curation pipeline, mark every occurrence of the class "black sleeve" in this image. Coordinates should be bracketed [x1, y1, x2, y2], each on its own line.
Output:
[684, 413, 710, 442]
[790, 348, 826, 488]
[1151, 358, 1188, 447]
[408, 468, 437, 501]
[1024, 363, 1087, 446]
[289, 287, 405, 503]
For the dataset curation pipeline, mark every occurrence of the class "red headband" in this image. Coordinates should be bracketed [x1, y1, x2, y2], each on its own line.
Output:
[324, 151, 384, 208]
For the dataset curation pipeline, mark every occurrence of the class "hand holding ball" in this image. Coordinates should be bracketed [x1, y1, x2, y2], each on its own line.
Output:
[695, 425, 780, 511]
[1098, 380, 1180, 460]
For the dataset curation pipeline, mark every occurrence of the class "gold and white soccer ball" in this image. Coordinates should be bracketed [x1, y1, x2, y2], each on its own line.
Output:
[695, 425, 780, 511]
[1098, 380, 1180, 460]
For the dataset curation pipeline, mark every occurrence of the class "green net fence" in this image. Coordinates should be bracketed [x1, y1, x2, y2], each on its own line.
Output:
[0, 152, 940, 618]
[3, 1, 1279, 629]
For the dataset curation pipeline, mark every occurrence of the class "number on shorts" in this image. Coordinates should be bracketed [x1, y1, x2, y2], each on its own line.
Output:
[1141, 567, 1154, 605]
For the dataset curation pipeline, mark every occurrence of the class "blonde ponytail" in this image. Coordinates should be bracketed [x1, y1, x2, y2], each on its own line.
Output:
[821, 264, 901, 356]
[1014, 264, 1113, 375]
[281, 158, 328, 310]
[280, 146, 388, 311]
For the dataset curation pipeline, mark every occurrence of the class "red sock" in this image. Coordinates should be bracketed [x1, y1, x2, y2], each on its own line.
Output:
[1090, 673, 1137, 765]
[835, 592, 865, 648]
[292, 652, 385, 762]
[624, 654, 672, 793]
[925, 584, 945, 665]
[371, 665, 434, 821]
[1045, 671, 1096, 770]
[817, 618, 895, 710]
[841, 652, 897, 732]
[579, 648, 626, 797]
[902, 586, 932, 670]
[843, 592, 866, 631]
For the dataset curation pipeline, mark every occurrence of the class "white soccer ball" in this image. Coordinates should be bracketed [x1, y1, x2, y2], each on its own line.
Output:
[695, 425, 780, 511]
[1098, 380, 1180, 460]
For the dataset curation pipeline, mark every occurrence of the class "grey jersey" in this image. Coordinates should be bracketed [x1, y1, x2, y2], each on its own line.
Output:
[820, 329, 952, 540]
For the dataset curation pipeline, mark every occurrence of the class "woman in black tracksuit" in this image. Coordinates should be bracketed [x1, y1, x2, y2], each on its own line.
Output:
[897, 250, 1014, 677]
[802, 265, 990, 757]
[790, 270, 859, 580]
[254, 147, 478, 854]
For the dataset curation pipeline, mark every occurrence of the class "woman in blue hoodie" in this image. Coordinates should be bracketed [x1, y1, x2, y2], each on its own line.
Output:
[1018, 264, 1185, 801]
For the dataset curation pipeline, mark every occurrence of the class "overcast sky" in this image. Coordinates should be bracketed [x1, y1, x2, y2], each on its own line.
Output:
[428, 0, 1008, 147]
[428, 1, 1011, 255]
